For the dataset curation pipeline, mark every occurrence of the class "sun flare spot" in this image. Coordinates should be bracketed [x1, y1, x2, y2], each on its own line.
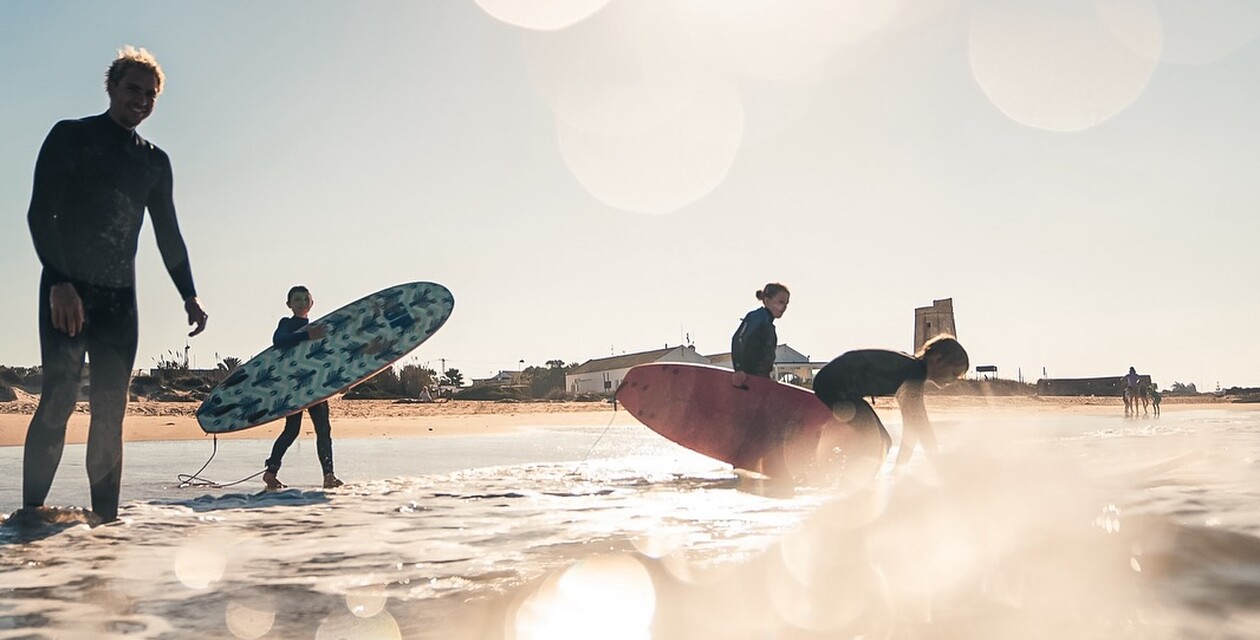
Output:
[969, 0, 1159, 131]
[475, 0, 611, 31]
[511, 554, 656, 640]
[225, 601, 275, 640]
[173, 542, 227, 589]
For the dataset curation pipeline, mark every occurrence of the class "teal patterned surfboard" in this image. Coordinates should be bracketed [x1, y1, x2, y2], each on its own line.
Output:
[196, 282, 454, 434]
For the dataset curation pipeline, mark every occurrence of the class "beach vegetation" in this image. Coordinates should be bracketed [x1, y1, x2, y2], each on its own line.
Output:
[523, 360, 577, 398]
[398, 364, 438, 396]
[345, 366, 402, 399]
[154, 348, 189, 370]
[0, 366, 43, 393]
[441, 368, 465, 388]
[215, 355, 243, 372]
[1168, 382, 1199, 396]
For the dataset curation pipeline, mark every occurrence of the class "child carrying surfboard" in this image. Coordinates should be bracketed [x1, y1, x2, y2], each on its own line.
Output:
[811, 335, 969, 467]
[262, 285, 344, 490]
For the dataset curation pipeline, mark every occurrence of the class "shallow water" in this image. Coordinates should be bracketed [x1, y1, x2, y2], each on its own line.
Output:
[3, 409, 1260, 639]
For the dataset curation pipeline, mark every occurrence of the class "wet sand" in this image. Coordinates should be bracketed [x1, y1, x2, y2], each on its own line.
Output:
[0, 394, 1237, 447]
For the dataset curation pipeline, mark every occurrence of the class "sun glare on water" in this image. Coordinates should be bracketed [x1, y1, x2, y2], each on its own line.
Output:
[510, 553, 656, 640]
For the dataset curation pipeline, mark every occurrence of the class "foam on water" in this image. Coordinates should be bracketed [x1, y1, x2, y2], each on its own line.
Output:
[4, 409, 1260, 638]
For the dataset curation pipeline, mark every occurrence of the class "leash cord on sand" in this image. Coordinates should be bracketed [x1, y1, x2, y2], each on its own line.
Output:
[569, 401, 620, 476]
[176, 435, 265, 489]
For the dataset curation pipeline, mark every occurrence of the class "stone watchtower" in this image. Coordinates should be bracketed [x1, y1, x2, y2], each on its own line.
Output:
[914, 298, 956, 353]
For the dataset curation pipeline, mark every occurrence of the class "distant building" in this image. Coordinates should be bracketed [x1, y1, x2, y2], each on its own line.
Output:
[707, 344, 821, 385]
[914, 298, 957, 353]
[566, 345, 709, 395]
[470, 370, 524, 387]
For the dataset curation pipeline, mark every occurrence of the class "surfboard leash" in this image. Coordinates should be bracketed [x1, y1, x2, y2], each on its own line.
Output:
[569, 400, 621, 476]
[175, 434, 266, 489]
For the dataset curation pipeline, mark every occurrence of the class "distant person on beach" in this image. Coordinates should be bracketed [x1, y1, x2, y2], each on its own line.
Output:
[1150, 383, 1162, 417]
[812, 336, 970, 467]
[730, 283, 790, 388]
[19, 47, 208, 524]
[1140, 382, 1151, 415]
[1122, 367, 1141, 416]
[262, 286, 343, 490]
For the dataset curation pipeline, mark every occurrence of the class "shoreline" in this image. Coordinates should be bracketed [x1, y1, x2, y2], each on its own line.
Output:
[0, 395, 1247, 448]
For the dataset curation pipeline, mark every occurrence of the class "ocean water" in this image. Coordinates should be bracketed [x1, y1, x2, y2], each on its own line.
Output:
[3, 408, 1260, 639]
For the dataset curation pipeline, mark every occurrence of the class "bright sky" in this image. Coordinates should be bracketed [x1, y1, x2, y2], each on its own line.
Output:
[1, 1, 1257, 390]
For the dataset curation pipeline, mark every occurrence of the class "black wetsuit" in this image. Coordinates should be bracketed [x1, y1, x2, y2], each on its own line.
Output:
[812, 350, 927, 408]
[813, 350, 926, 455]
[731, 307, 777, 378]
[24, 112, 197, 522]
[264, 317, 336, 476]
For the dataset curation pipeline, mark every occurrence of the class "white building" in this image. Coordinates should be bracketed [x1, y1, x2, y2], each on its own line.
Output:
[566, 345, 709, 396]
[706, 344, 821, 385]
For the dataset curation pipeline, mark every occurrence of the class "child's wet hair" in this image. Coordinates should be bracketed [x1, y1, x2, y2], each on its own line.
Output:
[919, 335, 969, 376]
[755, 282, 790, 301]
[287, 285, 311, 302]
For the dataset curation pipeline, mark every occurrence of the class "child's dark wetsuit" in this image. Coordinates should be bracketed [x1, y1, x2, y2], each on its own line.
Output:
[812, 350, 926, 452]
[264, 317, 335, 476]
[24, 113, 197, 522]
[812, 350, 927, 407]
[731, 307, 777, 378]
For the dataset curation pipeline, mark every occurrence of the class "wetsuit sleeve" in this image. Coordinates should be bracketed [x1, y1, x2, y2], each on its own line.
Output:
[272, 318, 310, 349]
[26, 122, 76, 284]
[146, 149, 197, 300]
[731, 317, 753, 372]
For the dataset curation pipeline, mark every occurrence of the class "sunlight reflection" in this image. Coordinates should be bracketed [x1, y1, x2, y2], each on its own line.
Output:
[1095, 504, 1122, 533]
[657, 550, 742, 587]
[225, 601, 275, 640]
[346, 588, 389, 618]
[525, 0, 742, 214]
[769, 530, 868, 631]
[173, 541, 227, 589]
[1100, 0, 1260, 64]
[475, 0, 611, 31]
[630, 530, 685, 558]
[556, 77, 744, 215]
[691, 0, 904, 82]
[511, 554, 655, 640]
[524, 0, 706, 137]
[315, 610, 401, 640]
[969, 0, 1159, 131]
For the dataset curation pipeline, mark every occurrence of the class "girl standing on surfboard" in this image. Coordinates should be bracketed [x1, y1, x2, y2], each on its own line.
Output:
[730, 283, 790, 388]
[811, 336, 969, 467]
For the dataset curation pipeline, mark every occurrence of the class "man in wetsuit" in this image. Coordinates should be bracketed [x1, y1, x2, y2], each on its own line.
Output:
[21, 46, 209, 523]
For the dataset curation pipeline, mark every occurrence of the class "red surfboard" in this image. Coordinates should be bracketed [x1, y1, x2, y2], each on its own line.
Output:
[616, 363, 886, 485]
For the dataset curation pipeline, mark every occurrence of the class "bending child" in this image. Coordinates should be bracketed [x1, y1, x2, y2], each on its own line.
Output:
[812, 336, 969, 468]
[262, 285, 344, 490]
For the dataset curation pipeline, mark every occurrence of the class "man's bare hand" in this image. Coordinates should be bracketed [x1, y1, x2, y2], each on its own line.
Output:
[49, 283, 84, 336]
[185, 297, 208, 337]
[305, 324, 328, 340]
